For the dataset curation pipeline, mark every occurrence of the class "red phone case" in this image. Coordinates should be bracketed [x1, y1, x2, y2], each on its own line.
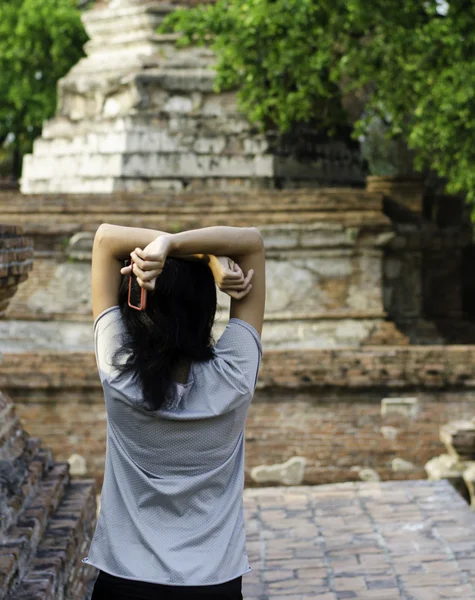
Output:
[128, 259, 147, 311]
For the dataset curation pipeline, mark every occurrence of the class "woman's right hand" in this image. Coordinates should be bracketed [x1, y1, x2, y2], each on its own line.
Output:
[120, 235, 173, 291]
[210, 256, 254, 299]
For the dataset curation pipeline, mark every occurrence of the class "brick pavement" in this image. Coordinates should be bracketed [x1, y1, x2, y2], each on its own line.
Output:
[242, 480, 475, 600]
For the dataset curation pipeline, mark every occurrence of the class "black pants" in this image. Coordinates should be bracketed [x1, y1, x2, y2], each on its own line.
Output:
[91, 570, 243, 600]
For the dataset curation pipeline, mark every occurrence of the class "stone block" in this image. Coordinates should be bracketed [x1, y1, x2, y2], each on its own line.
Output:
[462, 463, 475, 507]
[424, 454, 472, 504]
[120, 152, 272, 178]
[96, 132, 127, 154]
[392, 458, 416, 472]
[201, 92, 239, 116]
[380, 426, 399, 440]
[164, 95, 194, 114]
[243, 138, 269, 154]
[139, 68, 216, 93]
[193, 136, 227, 154]
[254, 155, 274, 178]
[265, 260, 321, 313]
[117, 177, 186, 192]
[300, 225, 352, 249]
[260, 226, 300, 250]
[27, 263, 92, 317]
[124, 130, 185, 153]
[440, 420, 475, 460]
[425, 454, 467, 480]
[67, 454, 87, 476]
[67, 233, 94, 262]
[78, 153, 123, 178]
[250, 457, 307, 485]
[381, 397, 419, 419]
[351, 467, 381, 482]
[334, 320, 375, 344]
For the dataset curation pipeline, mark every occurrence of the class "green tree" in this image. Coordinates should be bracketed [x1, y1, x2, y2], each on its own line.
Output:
[0, 0, 88, 178]
[336, 0, 475, 201]
[161, 0, 475, 201]
[160, 0, 347, 133]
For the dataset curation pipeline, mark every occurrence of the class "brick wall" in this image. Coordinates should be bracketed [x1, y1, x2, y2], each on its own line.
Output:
[1, 347, 474, 489]
[0, 224, 97, 600]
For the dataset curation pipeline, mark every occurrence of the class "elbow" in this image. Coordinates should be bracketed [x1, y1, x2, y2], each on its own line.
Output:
[95, 222, 115, 239]
[94, 223, 114, 248]
[248, 227, 265, 251]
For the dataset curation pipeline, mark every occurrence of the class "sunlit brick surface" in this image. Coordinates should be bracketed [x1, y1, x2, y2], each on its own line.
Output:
[242, 480, 475, 600]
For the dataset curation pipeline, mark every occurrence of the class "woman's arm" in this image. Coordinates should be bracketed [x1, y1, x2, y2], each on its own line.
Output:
[167, 226, 264, 259]
[91, 224, 253, 320]
[132, 226, 266, 336]
[92, 224, 171, 320]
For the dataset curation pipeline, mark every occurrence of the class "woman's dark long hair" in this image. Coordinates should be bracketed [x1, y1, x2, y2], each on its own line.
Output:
[112, 257, 217, 411]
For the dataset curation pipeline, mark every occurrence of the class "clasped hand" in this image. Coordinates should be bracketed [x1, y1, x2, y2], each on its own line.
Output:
[120, 236, 254, 300]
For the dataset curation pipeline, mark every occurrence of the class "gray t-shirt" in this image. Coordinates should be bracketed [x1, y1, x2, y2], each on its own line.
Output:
[82, 306, 262, 586]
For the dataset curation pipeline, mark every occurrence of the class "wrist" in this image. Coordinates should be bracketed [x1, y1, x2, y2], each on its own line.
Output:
[159, 232, 176, 256]
[208, 255, 220, 279]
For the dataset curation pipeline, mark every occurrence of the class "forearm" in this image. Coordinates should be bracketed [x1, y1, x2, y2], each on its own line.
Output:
[96, 224, 166, 260]
[169, 226, 263, 260]
[96, 223, 213, 265]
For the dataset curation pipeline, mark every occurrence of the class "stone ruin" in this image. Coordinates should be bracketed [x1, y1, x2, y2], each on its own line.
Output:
[1, 189, 412, 352]
[0, 225, 97, 599]
[2, 0, 475, 502]
[14, 0, 475, 350]
[20, 0, 365, 194]
[425, 419, 475, 508]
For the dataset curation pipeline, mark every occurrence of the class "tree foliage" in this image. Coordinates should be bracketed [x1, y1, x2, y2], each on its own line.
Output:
[337, 0, 475, 200]
[160, 0, 346, 133]
[161, 0, 475, 200]
[0, 0, 88, 176]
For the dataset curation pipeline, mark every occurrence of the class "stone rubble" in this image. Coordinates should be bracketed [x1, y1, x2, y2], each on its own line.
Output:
[425, 419, 475, 508]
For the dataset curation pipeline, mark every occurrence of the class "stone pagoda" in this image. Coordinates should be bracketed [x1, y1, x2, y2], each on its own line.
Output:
[20, 0, 365, 194]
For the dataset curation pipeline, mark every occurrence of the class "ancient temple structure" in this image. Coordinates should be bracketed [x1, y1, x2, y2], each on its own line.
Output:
[0, 226, 97, 599]
[2, 0, 475, 497]
[15, 0, 474, 349]
[20, 0, 365, 194]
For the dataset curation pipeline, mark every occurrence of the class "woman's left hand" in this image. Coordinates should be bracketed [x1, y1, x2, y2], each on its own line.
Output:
[210, 256, 254, 299]
[120, 235, 172, 291]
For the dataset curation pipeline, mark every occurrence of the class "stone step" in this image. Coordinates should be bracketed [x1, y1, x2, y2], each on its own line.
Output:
[22, 152, 364, 189]
[8, 578, 55, 600]
[85, 33, 214, 68]
[145, 34, 215, 63]
[63, 64, 217, 96]
[22, 151, 274, 181]
[82, 1, 176, 38]
[0, 397, 24, 456]
[0, 188, 384, 213]
[32, 128, 257, 158]
[0, 462, 70, 598]
[0, 233, 33, 277]
[85, 30, 166, 54]
[136, 67, 216, 92]
[70, 47, 214, 79]
[11, 479, 97, 600]
[41, 112, 253, 141]
[1, 440, 50, 537]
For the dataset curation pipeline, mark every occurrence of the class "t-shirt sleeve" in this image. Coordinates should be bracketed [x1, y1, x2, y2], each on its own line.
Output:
[93, 305, 128, 383]
[214, 318, 263, 393]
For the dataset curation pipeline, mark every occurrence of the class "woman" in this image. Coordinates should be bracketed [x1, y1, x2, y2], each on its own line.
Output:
[83, 224, 266, 600]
